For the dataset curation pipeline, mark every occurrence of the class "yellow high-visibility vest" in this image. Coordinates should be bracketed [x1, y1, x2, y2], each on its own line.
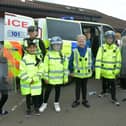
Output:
[95, 43, 121, 79]
[73, 48, 92, 78]
[44, 51, 69, 85]
[18, 54, 43, 96]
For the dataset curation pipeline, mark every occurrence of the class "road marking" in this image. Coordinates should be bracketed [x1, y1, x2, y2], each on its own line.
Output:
[11, 98, 25, 112]
[0, 98, 25, 121]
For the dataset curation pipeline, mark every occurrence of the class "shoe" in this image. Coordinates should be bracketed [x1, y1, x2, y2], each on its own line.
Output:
[54, 102, 61, 112]
[112, 100, 120, 106]
[72, 101, 80, 108]
[39, 103, 47, 112]
[0, 110, 8, 116]
[122, 98, 126, 102]
[82, 101, 90, 108]
[34, 109, 40, 116]
[25, 109, 31, 117]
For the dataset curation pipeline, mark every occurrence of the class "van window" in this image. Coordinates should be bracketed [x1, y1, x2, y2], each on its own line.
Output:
[46, 19, 81, 41]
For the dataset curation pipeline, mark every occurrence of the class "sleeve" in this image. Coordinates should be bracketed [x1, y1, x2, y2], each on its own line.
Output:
[68, 51, 74, 73]
[95, 46, 102, 79]
[114, 48, 122, 76]
[39, 39, 46, 58]
[37, 62, 44, 79]
[18, 60, 32, 83]
[43, 54, 49, 81]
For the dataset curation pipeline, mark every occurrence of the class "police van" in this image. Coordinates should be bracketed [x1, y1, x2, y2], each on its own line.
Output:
[0, 12, 34, 91]
[37, 17, 114, 57]
[0, 12, 114, 89]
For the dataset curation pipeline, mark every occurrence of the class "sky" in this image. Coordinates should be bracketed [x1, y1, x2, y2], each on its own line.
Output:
[36, 0, 126, 21]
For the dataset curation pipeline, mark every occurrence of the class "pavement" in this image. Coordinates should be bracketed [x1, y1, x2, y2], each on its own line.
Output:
[0, 79, 126, 126]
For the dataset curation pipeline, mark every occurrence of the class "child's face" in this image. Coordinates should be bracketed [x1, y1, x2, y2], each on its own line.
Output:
[106, 36, 113, 45]
[26, 45, 37, 54]
[52, 44, 61, 51]
[77, 36, 86, 48]
[29, 31, 38, 39]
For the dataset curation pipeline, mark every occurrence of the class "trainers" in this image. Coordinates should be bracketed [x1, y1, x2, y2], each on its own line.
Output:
[39, 103, 47, 112]
[34, 109, 40, 116]
[0, 110, 8, 116]
[25, 109, 31, 117]
[72, 101, 80, 108]
[112, 100, 120, 106]
[54, 102, 61, 112]
[82, 101, 90, 108]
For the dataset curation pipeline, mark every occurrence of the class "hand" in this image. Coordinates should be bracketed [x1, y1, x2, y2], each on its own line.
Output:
[44, 80, 48, 84]
[69, 73, 74, 77]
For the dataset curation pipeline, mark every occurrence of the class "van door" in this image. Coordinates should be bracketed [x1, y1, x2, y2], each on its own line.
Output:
[81, 23, 102, 58]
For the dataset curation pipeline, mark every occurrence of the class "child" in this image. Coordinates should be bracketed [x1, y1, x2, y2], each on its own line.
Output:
[39, 36, 69, 112]
[19, 41, 43, 117]
[69, 34, 93, 108]
[95, 30, 121, 106]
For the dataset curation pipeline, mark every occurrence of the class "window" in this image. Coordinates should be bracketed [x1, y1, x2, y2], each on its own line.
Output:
[47, 19, 81, 41]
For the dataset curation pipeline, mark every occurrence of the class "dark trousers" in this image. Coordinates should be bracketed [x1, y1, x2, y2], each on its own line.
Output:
[26, 94, 40, 111]
[38, 79, 45, 107]
[44, 85, 61, 103]
[102, 78, 110, 93]
[102, 78, 116, 100]
[120, 78, 126, 89]
[74, 78, 88, 101]
[0, 91, 8, 112]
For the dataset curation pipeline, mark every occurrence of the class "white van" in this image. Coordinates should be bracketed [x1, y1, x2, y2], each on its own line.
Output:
[37, 17, 114, 57]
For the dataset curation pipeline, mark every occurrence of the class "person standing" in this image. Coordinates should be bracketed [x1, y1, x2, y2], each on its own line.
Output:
[95, 30, 121, 106]
[18, 41, 43, 117]
[0, 43, 9, 115]
[85, 31, 92, 48]
[69, 34, 93, 108]
[115, 32, 121, 47]
[39, 36, 69, 112]
[23, 25, 46, 59]
[120, 36, 126, 90]
[23, 26, 46, 107]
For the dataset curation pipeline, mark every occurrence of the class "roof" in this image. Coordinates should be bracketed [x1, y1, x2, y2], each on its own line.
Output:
[0, 0, 126, 32]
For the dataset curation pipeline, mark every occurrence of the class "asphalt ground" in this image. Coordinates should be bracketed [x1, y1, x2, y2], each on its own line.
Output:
[0, 79, 126, 126]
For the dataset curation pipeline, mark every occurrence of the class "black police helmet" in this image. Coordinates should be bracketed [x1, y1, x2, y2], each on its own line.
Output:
[28, 26, 38, 32]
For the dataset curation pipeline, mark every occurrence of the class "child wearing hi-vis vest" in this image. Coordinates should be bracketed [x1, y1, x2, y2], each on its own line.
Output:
[69, 34, 93, 108]
[39, 36, 69, 112]
[18, 41, 43, 117]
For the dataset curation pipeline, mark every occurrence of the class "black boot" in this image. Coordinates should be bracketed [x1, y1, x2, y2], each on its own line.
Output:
[82, 100, 90, 108]
[72, 101, 80, 108]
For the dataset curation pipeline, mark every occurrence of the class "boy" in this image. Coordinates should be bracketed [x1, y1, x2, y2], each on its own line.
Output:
[19, 41, 43, 117]
[95, 30, 121, 106]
